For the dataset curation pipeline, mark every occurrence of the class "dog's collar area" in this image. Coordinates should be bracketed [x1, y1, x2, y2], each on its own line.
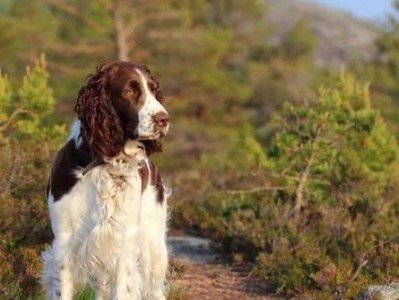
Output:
[82, 158, 104, 176]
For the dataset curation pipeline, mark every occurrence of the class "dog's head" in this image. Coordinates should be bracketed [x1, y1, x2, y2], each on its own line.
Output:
[74, 62, 169, 157]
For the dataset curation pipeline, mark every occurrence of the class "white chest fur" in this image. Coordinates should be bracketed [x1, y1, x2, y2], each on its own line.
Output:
[76, 162, 143, 280]
[42, 141, 169, 300]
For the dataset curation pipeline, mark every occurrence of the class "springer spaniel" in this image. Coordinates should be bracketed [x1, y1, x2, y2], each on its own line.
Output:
[41, 62, 170, 300]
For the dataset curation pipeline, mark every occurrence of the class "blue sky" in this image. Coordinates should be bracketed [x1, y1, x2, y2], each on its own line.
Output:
[311, 0, 397, 21]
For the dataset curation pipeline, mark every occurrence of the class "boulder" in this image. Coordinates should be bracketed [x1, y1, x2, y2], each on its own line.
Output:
[358, 283, 399, 300]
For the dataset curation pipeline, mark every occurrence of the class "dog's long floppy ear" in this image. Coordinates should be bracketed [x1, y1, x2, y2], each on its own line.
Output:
[74, 65, 124, 158]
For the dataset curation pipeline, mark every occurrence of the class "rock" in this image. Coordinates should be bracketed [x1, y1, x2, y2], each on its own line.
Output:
[358, 283, 399, 300]
[167, 236, 219, 264]
[265, 0, 381, 69]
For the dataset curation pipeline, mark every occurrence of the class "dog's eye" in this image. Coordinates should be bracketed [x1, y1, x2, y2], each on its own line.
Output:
[125, 88, 136, 96]
[126, 80, 140, 99]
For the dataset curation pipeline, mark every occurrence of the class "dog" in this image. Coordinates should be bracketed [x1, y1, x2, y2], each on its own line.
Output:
[42, 61, 170, 300]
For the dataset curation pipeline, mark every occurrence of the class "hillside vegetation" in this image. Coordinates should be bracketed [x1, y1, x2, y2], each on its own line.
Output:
[266, 0, 381, 68]
[1, 0, 399, 299]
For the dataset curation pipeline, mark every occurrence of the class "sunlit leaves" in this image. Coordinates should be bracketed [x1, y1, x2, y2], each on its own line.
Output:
[268, 72, 399, 207]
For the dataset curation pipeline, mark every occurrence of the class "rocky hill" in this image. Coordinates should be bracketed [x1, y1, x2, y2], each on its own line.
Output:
[265, 0, 382, 68]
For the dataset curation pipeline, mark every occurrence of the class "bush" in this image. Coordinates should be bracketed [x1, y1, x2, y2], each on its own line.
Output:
[176, 73, 399, 298]
[0, 56, 66, 299]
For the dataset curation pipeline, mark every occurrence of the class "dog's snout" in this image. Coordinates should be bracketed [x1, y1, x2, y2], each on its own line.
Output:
[153, 112, 170, 128]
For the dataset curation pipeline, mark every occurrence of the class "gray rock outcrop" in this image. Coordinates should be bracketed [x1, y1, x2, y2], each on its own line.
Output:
[358, 283, 399, 300]
[167, 236, 219, 264]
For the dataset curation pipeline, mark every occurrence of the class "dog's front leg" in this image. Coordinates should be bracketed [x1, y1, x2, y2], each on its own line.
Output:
[113, 243, 142, 300]
[112, 188, 143, 300]
[43, 234, 75, 300]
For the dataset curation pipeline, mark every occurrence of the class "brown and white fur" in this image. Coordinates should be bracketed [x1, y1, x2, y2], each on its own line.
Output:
[41, 62, 170, 300]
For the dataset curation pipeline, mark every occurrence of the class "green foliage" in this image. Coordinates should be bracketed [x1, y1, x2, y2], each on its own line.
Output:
[0, 57, 66, 299]
[74, 288, 95, 300]
[174, 75, 399, 299]
[227, 125, 270, 171]
[246, 19, 319, 131]
[352, 8, 399, 137]
[279, 20, 317, 60]
[0, 72, 12, 128]
[18, 56, 53, 116]
[0, 55, 65, 143]
[15, 55, 65, 140]
[1, 1, 399, 299]
[269, 72, 398, 209]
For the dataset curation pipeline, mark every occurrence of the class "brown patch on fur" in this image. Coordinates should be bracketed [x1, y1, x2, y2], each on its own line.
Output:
[74, 62, 166, 158]
[74, 64, 125, 158]
[49, 140, 94, 202]
[142, 139, 163, 156]
[138, 160, 164, 203]
[138, 165, 150, 193]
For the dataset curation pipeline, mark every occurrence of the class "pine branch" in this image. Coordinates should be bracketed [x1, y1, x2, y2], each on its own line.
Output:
[0, 109, 30, 133]
[293, 116, 328, 222]
[227, 186, 287, 195]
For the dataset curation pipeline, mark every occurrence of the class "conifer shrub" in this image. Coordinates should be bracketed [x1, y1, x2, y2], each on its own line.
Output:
[0, 56, 66, 299]
[177, 73, 399, 298]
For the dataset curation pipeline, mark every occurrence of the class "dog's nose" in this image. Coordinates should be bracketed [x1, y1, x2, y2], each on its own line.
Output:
[153, 112, 170, 128]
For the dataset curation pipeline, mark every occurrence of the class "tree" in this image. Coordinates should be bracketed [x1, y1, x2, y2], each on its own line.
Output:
[251, 73, 399, 298]
[246, 19, 319, 132]
[268, 72, 398, 222]
[0, 56, 65, 298]
[352, 6, 399, 136]
[0, 55, 64, 142]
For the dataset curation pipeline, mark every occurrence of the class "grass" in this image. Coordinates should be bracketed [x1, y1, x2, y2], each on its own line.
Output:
[74, 288, 95, 300]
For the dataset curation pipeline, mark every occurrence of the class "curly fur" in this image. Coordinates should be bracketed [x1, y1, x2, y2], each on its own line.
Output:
[75, 64, 125, 158]
[74, 62, 166, 157]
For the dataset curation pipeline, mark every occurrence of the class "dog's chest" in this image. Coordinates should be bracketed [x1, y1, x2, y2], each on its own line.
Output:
[74, 164, 143, 275]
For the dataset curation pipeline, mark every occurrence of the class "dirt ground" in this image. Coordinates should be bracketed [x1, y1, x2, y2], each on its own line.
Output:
[170, 260, 281, 300]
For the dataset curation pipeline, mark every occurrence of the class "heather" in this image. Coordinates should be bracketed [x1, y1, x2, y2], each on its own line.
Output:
[2, 1, 399, 299]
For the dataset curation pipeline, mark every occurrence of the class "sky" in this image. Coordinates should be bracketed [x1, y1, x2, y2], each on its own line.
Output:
[312, 0, 397, 21]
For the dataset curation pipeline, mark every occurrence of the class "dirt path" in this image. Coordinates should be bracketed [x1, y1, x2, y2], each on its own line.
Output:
[170, 261, 278, 300]
[167, 237, 280, 300]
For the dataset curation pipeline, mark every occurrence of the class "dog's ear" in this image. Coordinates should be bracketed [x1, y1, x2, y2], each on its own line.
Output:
[142, 140, 163, 156]
[74, 65, 125, 158]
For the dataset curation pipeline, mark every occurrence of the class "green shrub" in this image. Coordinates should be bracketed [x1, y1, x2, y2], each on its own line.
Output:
[176, 73, 399, 298]
[0, 56, 66, 299]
